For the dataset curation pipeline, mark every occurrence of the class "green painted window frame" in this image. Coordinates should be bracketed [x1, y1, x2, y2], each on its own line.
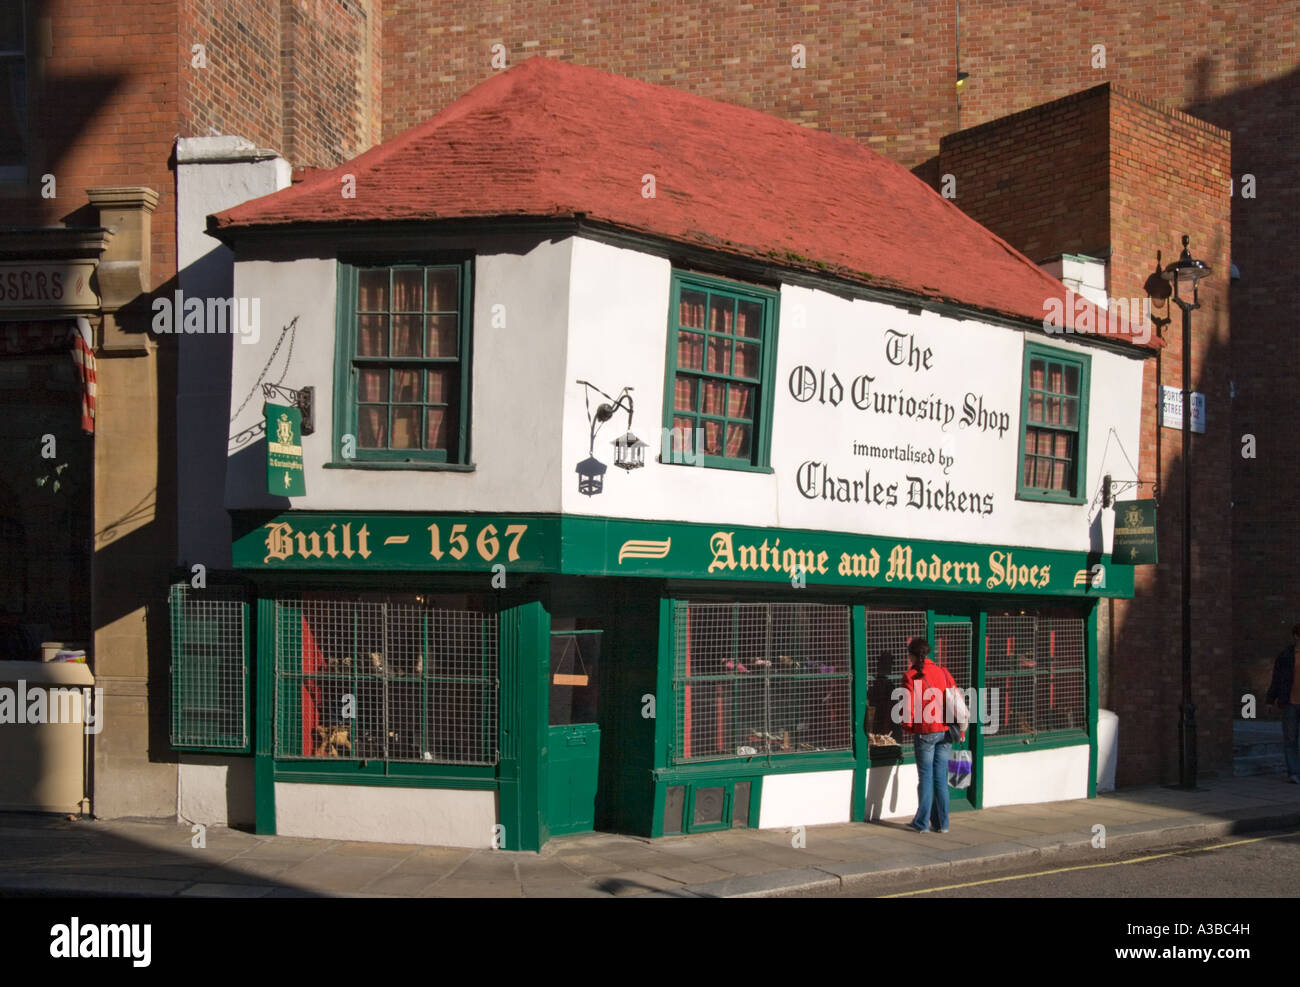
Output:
[1016, 341, 1091, 504]
[168, 582, 252, 754]
[661, 270, 779, 472]
[332, 257, 475, 469]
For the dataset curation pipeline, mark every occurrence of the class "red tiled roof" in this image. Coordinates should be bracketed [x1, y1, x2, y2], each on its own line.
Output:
[211, 57, 1144, 345]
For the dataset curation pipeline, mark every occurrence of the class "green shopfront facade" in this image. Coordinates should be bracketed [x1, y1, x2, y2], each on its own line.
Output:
[167, 511, 1130, 850]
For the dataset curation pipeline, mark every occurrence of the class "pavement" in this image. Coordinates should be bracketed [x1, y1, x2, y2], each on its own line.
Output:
[2, 772, 1299, 898]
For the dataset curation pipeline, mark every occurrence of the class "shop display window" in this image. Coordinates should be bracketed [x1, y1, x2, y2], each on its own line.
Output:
[272, 592, 498, 766]
[985, 608, 1086, 739]
[672, 601, 851, 763]
[864, 608, 927, 755]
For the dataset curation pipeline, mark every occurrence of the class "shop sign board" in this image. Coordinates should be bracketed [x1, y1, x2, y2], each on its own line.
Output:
[1160, 386, 1205, 433]
[0, 261, 99, 312]
[1111, 499, 1157, 565]
[265, 403, 306, 497]
[233, 512, 1133, 598]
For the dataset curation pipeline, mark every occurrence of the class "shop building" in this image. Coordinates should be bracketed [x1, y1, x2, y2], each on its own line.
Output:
[166, 58, 1153, 850]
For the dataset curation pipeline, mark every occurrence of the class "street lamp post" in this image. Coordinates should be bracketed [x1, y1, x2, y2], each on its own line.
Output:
[1162, 234, 1211, 791]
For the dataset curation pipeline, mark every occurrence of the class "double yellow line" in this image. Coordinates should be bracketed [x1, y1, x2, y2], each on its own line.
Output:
[880, 829, 1300, 897]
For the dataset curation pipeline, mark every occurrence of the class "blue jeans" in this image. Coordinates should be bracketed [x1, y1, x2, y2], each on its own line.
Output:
[1284, 705, 1300, 778]
[912, 732, 952, 832]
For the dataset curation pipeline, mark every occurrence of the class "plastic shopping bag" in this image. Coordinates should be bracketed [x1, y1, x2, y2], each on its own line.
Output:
[948, 749, 973, 789]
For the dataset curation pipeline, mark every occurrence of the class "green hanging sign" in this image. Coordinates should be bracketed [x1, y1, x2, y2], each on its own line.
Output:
[265, 403, 305, 497]
[1112, 499, 1157, 565]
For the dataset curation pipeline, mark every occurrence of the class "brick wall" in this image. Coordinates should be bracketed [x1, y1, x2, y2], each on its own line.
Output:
[1107, 92, 1233, 784]
[277, 0, 380, 167]
[937, 85, 1111, 263]
[180, 0, 379, 171]
[5, 0, 182, 286]
[180, 0, 284, 167]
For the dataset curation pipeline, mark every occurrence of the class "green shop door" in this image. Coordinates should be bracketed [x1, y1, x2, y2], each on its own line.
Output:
[546, 630, 602, 836]
[933, 616, 975, 809]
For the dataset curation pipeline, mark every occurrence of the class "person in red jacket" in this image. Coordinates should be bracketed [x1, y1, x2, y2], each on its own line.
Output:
[900, 636, 958, 833]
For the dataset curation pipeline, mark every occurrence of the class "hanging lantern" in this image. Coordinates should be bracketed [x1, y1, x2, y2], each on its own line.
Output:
[612, 431, 647, 471]
[576, 456, 607, 496]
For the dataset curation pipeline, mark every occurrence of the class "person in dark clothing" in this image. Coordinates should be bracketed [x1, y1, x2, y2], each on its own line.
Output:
[1265, 623, 1300, 783]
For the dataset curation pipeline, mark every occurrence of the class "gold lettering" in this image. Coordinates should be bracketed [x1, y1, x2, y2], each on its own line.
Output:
[886, 544, 911, 582]
[295, 530, 323, 559]
[708, 531, 738, 573]
[986, 551, 1005, 589]
[263, 522, 294, 563]
[356, 524, 372, 560]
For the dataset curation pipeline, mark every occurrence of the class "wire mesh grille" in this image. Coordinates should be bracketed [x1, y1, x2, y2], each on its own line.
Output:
[933, 622, 973, 690]
[169, 583, 249, 749]
[864, 609, 927, 746]
[273, 595, 498, 765]
[673, 602, 851, 763]
[986, 613, 1085, 738]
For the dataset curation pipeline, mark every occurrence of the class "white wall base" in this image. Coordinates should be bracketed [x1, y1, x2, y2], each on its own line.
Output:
[864, 764, 920, 820]
[273, 783, 497, 847]
[177, 758, 255, 827]
[757, 770, 852, 829]
[982, 745, 1090, 808]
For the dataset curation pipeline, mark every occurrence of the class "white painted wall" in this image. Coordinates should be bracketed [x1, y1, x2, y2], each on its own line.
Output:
[864, 764, 920, 821]
[274, 782, 497, 847]
[562, 239, 1144, 557]
[982, 744, 1090, 808]
[757, 769, 853, 829]
[225, 238, 572, 513]
[177, 136, 291, 565]
[177, 757, 255, 827]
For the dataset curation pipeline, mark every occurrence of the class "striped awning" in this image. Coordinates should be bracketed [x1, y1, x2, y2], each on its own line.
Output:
[0, 318, 97, 435]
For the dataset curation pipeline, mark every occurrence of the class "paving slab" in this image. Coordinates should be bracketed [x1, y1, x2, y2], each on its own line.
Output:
[441, 853, 521, 881]
[692, 853, 793, 876]
[587, 870, 690, 896]
[3, 774, 1299, 898]
[521, 882, 616, 898]
[821, 854, 955, 890]
[685, 867, 840, 898]
[278, 855, 409, 892]
[644, 861, 739, 884]
[179, 882, 279, 898]
[544, 853, 626, 876]
[425, 879, 524, 898]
